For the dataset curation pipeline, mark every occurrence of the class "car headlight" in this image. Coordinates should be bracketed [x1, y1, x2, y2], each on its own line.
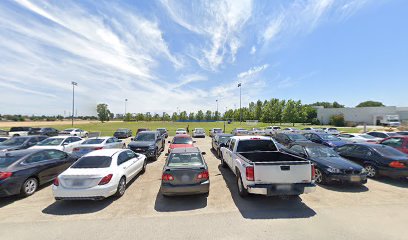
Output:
[326, 167, 341, 173]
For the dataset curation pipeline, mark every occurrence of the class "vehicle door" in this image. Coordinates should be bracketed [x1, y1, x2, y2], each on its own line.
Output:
[212, 135, 218, 149]
[156, 133, 163, 150]
[63, 137, 82, 152]
[349, 145, 373, 165]
[221, 139, 232, 162]
[23, 151, 59, 183]
[25, 137, 39, 149]
[105, 138, 115, 149]
[117, 151, 134, 179]
[125, 150, 142, 178]
[225, 138, 237, 168]
[44, 150, 73, 176]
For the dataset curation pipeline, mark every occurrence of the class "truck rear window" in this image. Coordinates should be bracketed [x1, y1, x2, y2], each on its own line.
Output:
[237, 140, 277, 152]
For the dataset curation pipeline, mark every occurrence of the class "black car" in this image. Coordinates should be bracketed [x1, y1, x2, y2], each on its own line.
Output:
[160, 147, 209, 196]
[128, 131, 164, 161]
[335, 143, 408, 179]
[28, 127, 59, 136]
[303, 132, 346, 148]
[0, 149, 77, 197]
[157, 128, 169, 138]
[113, 128, 133, 139]
[274, 132, 311, 147]
[211, 133, 233, 158]
[136, 128, 150, 135]
[0, 136, 48, 152]
[289, 143, 367, 185]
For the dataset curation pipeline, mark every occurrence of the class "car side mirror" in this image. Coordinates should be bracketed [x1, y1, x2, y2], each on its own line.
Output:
[299, 152, 307, 158]
[62, 142, 68, 146]
[193, 141, 196, 143]
[202, 152, 206, 155]
[165, 153, 169, 156]
[168, 141, 171, 143]
[130, 138, 134, 141]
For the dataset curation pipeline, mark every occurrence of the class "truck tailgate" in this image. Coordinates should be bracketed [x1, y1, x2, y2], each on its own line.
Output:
[254, 162, 312, 184]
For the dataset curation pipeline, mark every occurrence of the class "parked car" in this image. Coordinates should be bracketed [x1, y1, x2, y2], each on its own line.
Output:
[396, 131, 408, 136]
[28, 128, 59, 136]
[8, 127, 31, 137]
[0, 129, 9, 136]
[136, 128, 150, 135]
[211, 133, 233, 158]
[168, 134, 195, 153]
[248, 128, 265, 135]
[72, 137, 125, 157]
[302, 127, 317, 132]
[29, 136, 83, 153]
[0, 137, 9, 143]
[282, 127, 299, 132]
[335, 143, 408, 178]
[209, 128, 223, 137]
[231, 128, 248, 136]
[176, 128, 187, 135]
[0, 149, 77, 197]
[321, 128, 340, 135]
[265, 126, 281, 135]
[53, 149, 147, 200]
[303, 132, 346, 147]
[157, 128, 168, 138]
[274, 132, 311, 147]
[379, 136, 408, 154]
[220, 136, 316, 197]
[289, 143, 367, 185]
[160, 147, 209, 196]
[113, 128, 132, 139]
[192, 128, 206, 138]
[59, 128, 89, 138]
[366, 131, 400, 139]
[0, 136, 48, 152]
[127, 131, 164, 161]
[338, 133, 380, 144]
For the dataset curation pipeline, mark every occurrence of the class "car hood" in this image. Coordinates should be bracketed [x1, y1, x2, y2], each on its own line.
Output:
[170, 144, 194, 149]
[313, 156, 363, 170]
[128, 141, 155, 147]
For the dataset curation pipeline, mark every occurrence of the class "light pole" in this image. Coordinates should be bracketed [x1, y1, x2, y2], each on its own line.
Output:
[216, 99, 218, 121]
[71, 81, 77, 127]
[124, 99, 128, 116]
[238, 83, 242, 124]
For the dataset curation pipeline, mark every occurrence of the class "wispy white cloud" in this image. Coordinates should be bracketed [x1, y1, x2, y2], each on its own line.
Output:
[250, 46, 257, 55]
[170, 74, 207, 89]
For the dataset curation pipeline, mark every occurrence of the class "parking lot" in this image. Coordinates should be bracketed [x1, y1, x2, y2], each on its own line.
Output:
[1, 136, 408, 240]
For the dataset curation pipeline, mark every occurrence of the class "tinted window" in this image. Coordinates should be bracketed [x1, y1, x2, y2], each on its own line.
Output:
[125, 150, 136, 159]
[372, 145, 407, 157]
[353, 146, 370, 156]
[0, 155, 21, 167]
[82, 139, 105, 144]
[25, 152, 50, 164]
[10, 127, 30, 131]
[135, 133, 155, 141]
[336, 145, 355, 153]
[381, 138, 403, 147]
[117, 152, 129, 165]
[236, 140, 277, 152]
[319, 134, 341, 141]
[46, 150, 67, 159]
[0, 137, 27, 146]
[37, 138, 64, 146]
[71, 156, 112, 168]
[173, 137, 193, 144]
[306, 147, 339, 158]
[288, 134, 308, 141]
[168, 152, 204, 167]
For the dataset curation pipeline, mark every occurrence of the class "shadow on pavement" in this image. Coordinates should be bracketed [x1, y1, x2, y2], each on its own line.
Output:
[0, 182, 52, 208]
[372, 177, 408, 188]
[210, 148, 220, 159]
[154, 192, 207, 212]
[218, 165, 316, 220]
[319, 183, 369, 192]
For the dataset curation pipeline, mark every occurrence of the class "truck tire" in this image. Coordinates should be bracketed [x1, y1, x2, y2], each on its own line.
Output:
[237, 174, 249, 197]
[220, 154, 227, 168]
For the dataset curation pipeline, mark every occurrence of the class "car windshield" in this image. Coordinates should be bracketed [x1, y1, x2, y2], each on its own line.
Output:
[177, 128, 185, 131]
[219, 136, 232, 144]
[167, 153, 204, 167]
[116, 129, 127, 133]
[288, 134, 308, 141]
[214, 129, 222, 132]
[195, 128, 204, 132]
[135, 133, 155, 141]
[306, 147, 339, 158]
[173, 137, 193, 144]
[63, 128, 75, 131]
[236, 140, 277, 152]
[82, 139, 105, 144]
[359, 134, 376, 139]
[71, 156, 112, 168]
[0, 137, 27, 146]
[320, 134, 341, 141]
[37, 138, 64, 146]
[372, 145, 407, 157]
[0, 155, 21, 167]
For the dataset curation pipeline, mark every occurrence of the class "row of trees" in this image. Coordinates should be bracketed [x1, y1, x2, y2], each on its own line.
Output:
[0, 114, 98, 122]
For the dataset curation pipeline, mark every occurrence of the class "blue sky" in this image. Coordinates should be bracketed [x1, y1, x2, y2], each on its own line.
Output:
[0, 0, 407, 116]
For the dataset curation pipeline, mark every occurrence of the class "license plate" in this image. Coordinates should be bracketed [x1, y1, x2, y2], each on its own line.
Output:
[181, 175, 190, 183]
[350, 176, 361, 182]
[276, 185, 291, 191]
[72, 180, 84, 186]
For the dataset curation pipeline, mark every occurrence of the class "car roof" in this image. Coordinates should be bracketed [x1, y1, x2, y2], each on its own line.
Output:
[216, 133, 233, 137]
[231, 136, 272, 140]
[86, 136, 110, 140]
[170, 147, 200, 154]
[0, 148, 45, 157]
[174, 134, 191, 138]
[137, 131, 157, 134]
[85, 149, 124, 156]
[48, 136, 76, 139]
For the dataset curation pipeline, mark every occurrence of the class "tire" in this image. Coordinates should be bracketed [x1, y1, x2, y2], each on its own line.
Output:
[217, 149, 221, 159]
[20, 177, 38, 197]
[151, 149, 158, 161]
[115, 177, 126, 197]
[237, 174, 249, 198]
[314, 168, 326, 184]
[85, 133, 88, 138]
[220, 154, 227, 168]
[13, 134, 20, 137]
[364, 164, 378, 178]
[140, 158, 147, 174]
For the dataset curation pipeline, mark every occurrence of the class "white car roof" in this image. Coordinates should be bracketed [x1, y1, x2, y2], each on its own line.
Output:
[86, 136, 110, 140]
[48, 136, 78, 140]
[85, 149, 124, 157]
[231, 136, 272, 141]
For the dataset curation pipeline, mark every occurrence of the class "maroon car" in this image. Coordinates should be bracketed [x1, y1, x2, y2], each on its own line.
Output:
[380, 136, 408, 154]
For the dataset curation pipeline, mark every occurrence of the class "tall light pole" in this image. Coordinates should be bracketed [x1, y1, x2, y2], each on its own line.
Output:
[216, 99, 218, 121]
[71, 81, 78, 127]
[238, 83, 242, 124]
[124, 99, 128, 116]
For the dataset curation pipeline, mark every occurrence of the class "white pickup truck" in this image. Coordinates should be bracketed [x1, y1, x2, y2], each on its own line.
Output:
[220, 136, 316, 197]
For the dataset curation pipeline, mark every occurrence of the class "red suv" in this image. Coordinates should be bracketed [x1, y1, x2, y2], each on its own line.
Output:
[168, 134, 195, 153]
[379, 136, 408, 154]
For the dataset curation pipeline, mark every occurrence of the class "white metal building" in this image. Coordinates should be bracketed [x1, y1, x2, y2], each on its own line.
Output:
[317, 106, 408, 125]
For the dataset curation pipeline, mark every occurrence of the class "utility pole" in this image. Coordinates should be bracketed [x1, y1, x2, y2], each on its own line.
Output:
[125, 99, 128, 116]
[71, 81, 78, 127]
[238, 83, 242, 124]
[216, 99, 219, 121]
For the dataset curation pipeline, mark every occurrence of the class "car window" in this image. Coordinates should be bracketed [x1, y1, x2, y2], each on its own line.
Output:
[27, 138, 38, 144]
[117, 152, 130, 165]
[46, 150, 67, 160]
[82, 139, 104, 144]
[336, 145, 355, 153]
[71, 156, 112, 168]
[64, 137, 73, 144]
[353, 146, 371, 156]
[25, 152, 50, 164]
[125, 150, 136, 159]
[290, 145, 305, 154]
[229, 139, 236, 151]
[167, 152, 204, 167]
[381, 138, 403, 147]
[106, 138, 114, 144]
[71, 137, 82, 142]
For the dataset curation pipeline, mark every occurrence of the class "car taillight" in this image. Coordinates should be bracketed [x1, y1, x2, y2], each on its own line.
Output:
[0, 172, 12, 180]
[53, 177, 59, 186]
[98, 174, 113, 185]
[311, 164, 316, 180]
[162, 173, 174, 181]
[196, 170, 209, 180]
[246, 166, 254, 181]
[94, 147, 103, 150]
[389, 161, 406, 168]
[73, 148, 80, 151]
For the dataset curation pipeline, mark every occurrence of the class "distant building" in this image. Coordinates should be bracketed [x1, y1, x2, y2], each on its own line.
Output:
[115, 114, 124, 119]
[317, 106, 408, 125]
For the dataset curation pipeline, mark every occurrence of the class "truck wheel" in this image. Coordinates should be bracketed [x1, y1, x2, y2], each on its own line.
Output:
[220, 154, 227, 168]
[237, 174, 249, 197]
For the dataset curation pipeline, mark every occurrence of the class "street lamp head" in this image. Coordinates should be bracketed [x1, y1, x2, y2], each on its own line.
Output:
[237, 83, 241, 87]
[71, 81, 78, 86]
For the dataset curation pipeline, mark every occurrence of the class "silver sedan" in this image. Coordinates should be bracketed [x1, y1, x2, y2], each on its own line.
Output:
[72, 137, 126, 157]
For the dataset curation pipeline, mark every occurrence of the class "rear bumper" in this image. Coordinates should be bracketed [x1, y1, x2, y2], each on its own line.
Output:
[193, 134, 205, 137]
[160, 180, 210, 196]
[247, 183, 316, 196]
[325, 174, 367, 184]
[52, 184, 117, 200]
[378, 168, 408, 178]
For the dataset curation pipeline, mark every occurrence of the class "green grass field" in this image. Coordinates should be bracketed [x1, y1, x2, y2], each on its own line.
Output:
[9, 121, 365, 136]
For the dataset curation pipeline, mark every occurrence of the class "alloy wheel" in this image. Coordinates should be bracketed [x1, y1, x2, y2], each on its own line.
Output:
[24, 179, 38, 195]
[118, 178, 126, 196]
[315, 169, 323, 183]
[365, 165, 376, 178]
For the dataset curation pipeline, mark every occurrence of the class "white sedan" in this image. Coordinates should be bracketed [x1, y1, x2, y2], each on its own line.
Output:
[30, 136, 83, 153]
[72, 137, 126, 157]
[192, 128, 205, 138]
[52, 149, 147, 200]
[176, 128, 187, 135]
[59, 128, 89, 137]
[337, 133, 381, 143]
